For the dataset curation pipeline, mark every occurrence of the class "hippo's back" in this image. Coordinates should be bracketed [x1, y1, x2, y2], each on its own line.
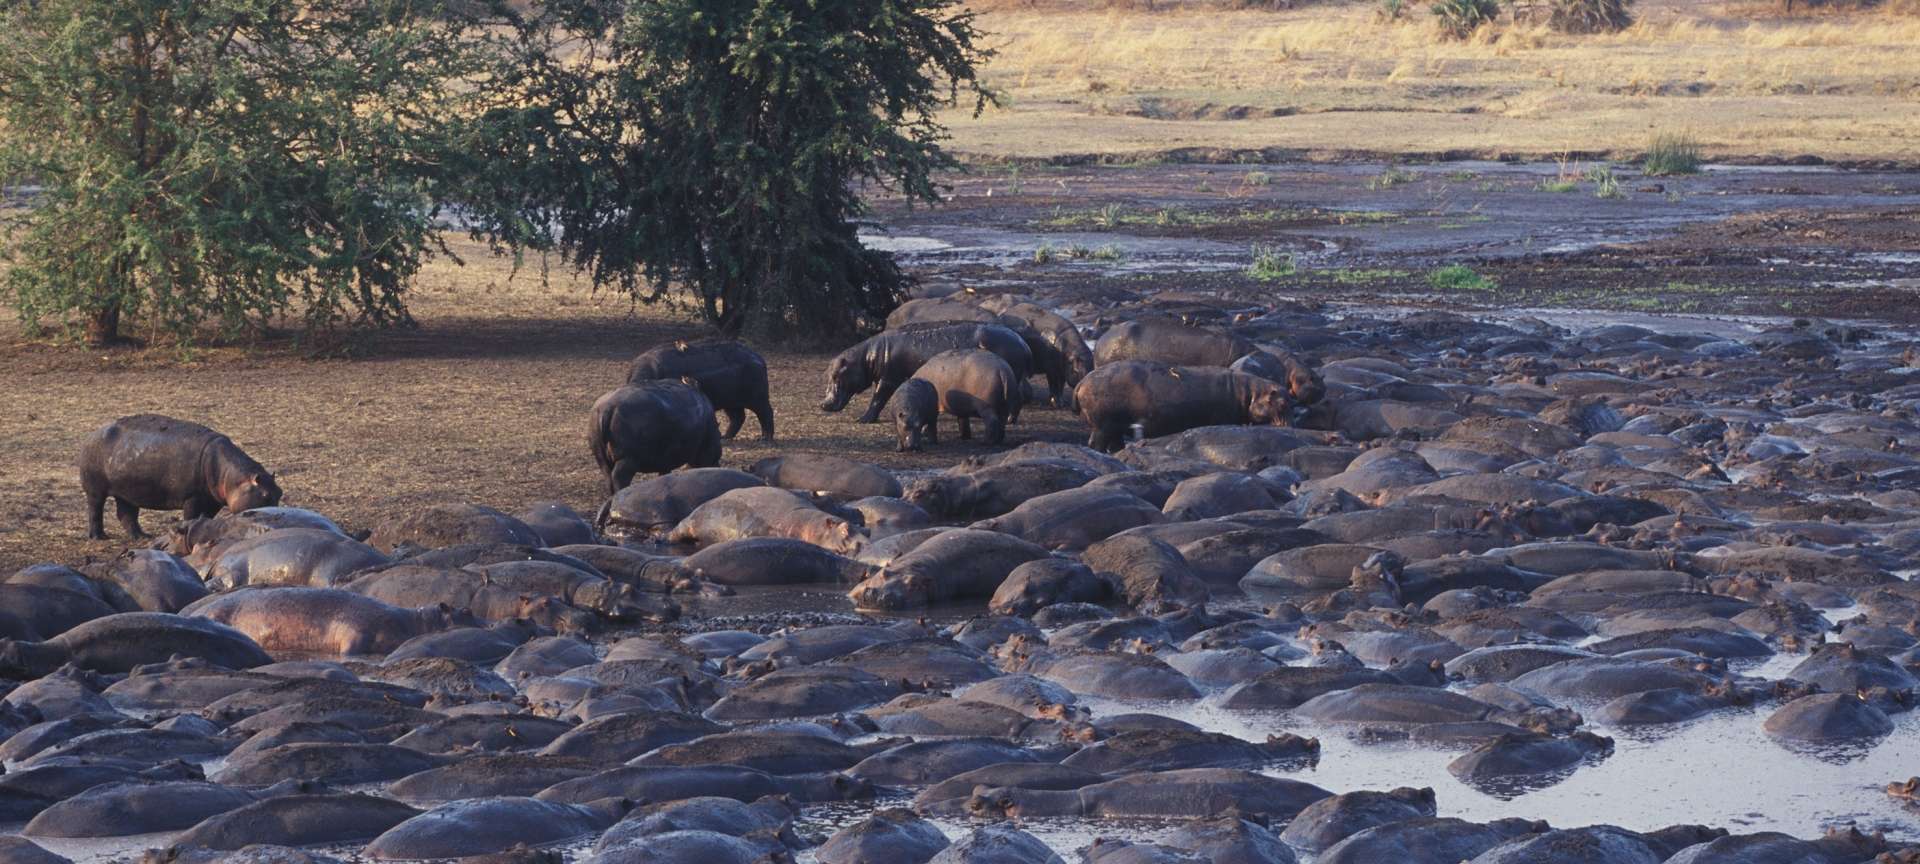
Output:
[82, 415, 222, 500]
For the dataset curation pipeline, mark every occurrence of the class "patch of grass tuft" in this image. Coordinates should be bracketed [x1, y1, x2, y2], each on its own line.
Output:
[1431, 0, 1500, 40]
[1427, 264, 1496, 292]
[1587, 166, 1624, 199]
[1644, 133, 1704, 176]
[1367, 167, 1419, 190]
[1247, 245, 1298, 281]
[1244, 170, 1273, 187]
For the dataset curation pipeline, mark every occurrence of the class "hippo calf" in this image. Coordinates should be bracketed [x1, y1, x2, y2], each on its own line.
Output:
[79, 414, 281, 540]
[587, 380, 722, 501]
[895, 378, 940, 451]
[627, 339, 774, 440]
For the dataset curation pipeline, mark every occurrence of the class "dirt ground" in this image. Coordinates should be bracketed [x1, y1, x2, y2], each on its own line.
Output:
[0, 248, 1089, 574]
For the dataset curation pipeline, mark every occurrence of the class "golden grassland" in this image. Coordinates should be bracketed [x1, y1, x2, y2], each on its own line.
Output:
[944, 0, 1920, 163]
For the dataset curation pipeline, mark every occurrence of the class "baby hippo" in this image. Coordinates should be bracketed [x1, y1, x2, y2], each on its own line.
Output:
[895, 378, 940, 452]
[913, 349, 1018, 446]
[80, 414, 281, 540]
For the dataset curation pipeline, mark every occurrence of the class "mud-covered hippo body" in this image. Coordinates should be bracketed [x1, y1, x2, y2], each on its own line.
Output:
[627, 339, 774, 440]
[913, 349, 1020, 444]
[79, 415, 281, 540]
[1075, 362, 1293, 452]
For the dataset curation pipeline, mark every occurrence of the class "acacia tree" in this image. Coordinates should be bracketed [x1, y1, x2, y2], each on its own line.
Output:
[474, 0, 994, 339]
[0, 0, 510, 345]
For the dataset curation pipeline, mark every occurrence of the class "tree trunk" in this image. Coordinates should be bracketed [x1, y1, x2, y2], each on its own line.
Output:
[85, 302, 122, 346]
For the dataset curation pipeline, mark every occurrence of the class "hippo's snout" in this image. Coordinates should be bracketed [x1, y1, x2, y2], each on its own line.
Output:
[821, 391, 849, 413]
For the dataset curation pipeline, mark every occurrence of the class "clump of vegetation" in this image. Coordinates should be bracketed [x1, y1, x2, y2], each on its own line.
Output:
[1537, 159, 1585, 193]
[1548, 0, 1633, 33]
[1378, 0, 1414, 21]
[1244, 171, 1274, 187]
[1033, 244, 1061, 265]
[1587, 166, 1624, 198]
[1368, 167, 1420, 190]
[1643, 133, 1704, 176]
[1432, 0, 1502, 40]
[1248, 246, 1298, 281]
[1427, 264, 1497, 292]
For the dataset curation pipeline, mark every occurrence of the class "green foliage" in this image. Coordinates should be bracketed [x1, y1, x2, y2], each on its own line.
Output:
[1644, 133, 1704, 176]
[1586, 166, 1625, 198]
[476, 0, 994, 339]
[1248, 245, 1297, 281]
[1549, 0, 1634, 33]
[1243, 171, 1274, 187]
[1432, 0, 1502, 39]
[1368, 167, 1420, 189]
[0, 0, 503, 345]
[1427, 264, 1496, 291]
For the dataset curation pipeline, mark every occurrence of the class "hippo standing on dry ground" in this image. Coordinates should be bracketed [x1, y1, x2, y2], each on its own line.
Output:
[895, 378, 940, 452]
[627, 339, 774, 440]
[821, 322, 1034, 423]
[587, 379, 722, 500]
[1075, 361, 1294, 452]
[79, 415, 281, 540]
[913, 349, 1020, 445]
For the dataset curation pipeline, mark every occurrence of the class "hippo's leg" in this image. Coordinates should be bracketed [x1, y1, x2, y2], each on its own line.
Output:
[1088, 421, 1127, 453]
[858, 380, 900, 424]
[721, 407, 746, 440]
[959, 416, 973, 440]
[1047, 370, 1066, 407]
[83, 479, 108, 540]
[183, 496, 218, 521]
[926, 421, 939, 446]
[114, 497, 148, 540]
[608, 460, 641, 495]
[752, 398, 775, 440]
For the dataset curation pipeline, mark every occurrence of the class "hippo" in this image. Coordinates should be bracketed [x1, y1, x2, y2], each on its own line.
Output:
[551, 545, 705, 595]
[169, 794, 423, 850]
[684, 538, 875, 587]
[1763, 693, 1895, 743]
[970, 486, 1166, 551]
[386, 752, 602, 802]
[583, 830, 782, 864]
[515, 503, 598, 547]
[635, 729, 870, 774]
[185, 587, 468, 656]
[983, 299, 1095, 406]
[1061, 729, 1317, 773]
[913, 348, 1022, 442]
[366, 797, 630, 860]
[1162, 472, 1282, 521]
[923, 826, 1063, 864]
[989, 559, 1112, 616]
[954, 674, 1083, 720]
[848, 737, 1049, 786]
[1231, 349, 1327, 406]
[1664, 829, 1888, 864]
[705, 665, 904, 720]
[1447, 731, 1614, 792]
[821, 322, 1034, 423]
[391, 713, 574, 754]
[161, 507, 346, 569]
[0, 839, 66, 864]
[1466, 826, 1667, 864]
[1094, 317, 1255, 368]
[23, 780, 262, 837]
[968, 768, 1331, 823]
[0, 612, 272, 677]
[896, 377, 940, 451]
[599, 468, 764, 540]
[214, 742, 447, 786]
[536, 764, 872, 806]
[587, 380, 723, 500]
[847, 529, 1050, 610]
[539, 710, 726, 762]
[79, 414, 281, 540]
[1080, 840, 1204, 864]
[1163, 816, 1297, 864]
[816, 808, 950, 864]
[906, 461, 1103, 521]
[1082, 534, 1210, 610]
[84, 549, 208, 612]
[1006, 646, 1201, 701]
[1076, 362, 1294, 453]
[626, 339, 774, 439]
[750, 454, 905, 500]
[594, 795, 798, 850]
[344, 565, 595, 631]
[835, 637, 1000, 688]
[203, 529, 390, 591]
[738, 623, 915, 665]
[1218, 666, 1399, 710]
[669, 487, 867, 555]
[1787, 642, 1919, 692]
[1315, 817, 1547, 864]
[0, 584, 116, 641]
[1295, 684, 1572, 731]
[1281, 787, 1438, 853]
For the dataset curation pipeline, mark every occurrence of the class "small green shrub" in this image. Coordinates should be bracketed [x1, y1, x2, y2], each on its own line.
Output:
[1548, 0, 1633, 33]
[1378, 0, 1413, 20]
[1244, 171, 1274, 187]
[1586, 166, 1623, 198]
[1033, 244, 1060, 264]
[1427, 264, 1496, 292]
[1368, 167, 1419, 189]
[1432, 0, 1501, 40]
[1643, 133, 1703, 176]
[1248, 246, 1298, 281]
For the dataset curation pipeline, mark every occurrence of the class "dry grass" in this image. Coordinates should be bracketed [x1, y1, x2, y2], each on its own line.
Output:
[0, 238, 1087, 574]
[943, 0, 1920, 162]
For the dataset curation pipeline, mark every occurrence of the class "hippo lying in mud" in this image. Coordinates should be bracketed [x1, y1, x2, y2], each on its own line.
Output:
[588, 379, 722, 499]
[627, 338, 774, 440]
[822, 322, 1034, 423]
[79, 414, 281, 539]
[1075, 361, 1294, 452]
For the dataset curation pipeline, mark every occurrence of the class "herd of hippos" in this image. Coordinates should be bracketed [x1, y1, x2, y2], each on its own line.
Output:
[7, 286, 1920, 864]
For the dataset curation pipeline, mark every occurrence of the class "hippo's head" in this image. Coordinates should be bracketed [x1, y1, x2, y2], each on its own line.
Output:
[1246, 383, 1294, 428]
[964, 787, 1022, 819]
[847, 569, 933, 611]
[895, 408, 924, 452]
[517, 594, 595, 634]
[226, 472, 282, 514]
[821, 353, 869, 412]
